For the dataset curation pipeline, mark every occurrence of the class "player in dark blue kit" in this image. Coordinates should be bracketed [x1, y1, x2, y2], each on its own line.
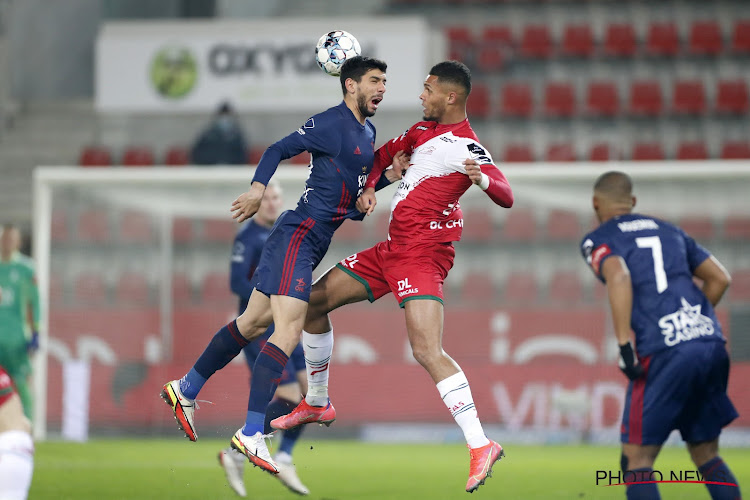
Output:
[216, 181, 310, 496]
[161, 56, 408, 475]
[581, 171, 741, 500]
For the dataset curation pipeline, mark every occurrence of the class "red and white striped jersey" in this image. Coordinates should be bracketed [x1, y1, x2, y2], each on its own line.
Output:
[367, 119, 511, 245]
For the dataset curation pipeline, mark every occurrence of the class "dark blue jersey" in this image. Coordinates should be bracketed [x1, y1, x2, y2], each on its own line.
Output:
[253, 101, 376, 224]
[581, 213, 725, 356]
[230, 219, 271, 314]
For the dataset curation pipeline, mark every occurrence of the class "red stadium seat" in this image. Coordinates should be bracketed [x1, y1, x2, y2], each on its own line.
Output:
[466, 83, 491, 119]
[729, 269, 750, 302]
[585, 81, 619, 117]
[202, 219, 237, 243]
[731, 20, 750, 53]
[122, 146, 155, 167]
[561, 24, 593, 57]
[543, 82, 576, 117]
[76, 209, 110, 243]
[520, 25, 552, 59]
[462, 208, 495, 243]
[604, 23, 637, 57]
[646, 22, 679, 56]
[477, 26, 512, 72]
[688, 20, 723, 55]
[119, 211, 155, 244]
[503, 207, 537, 242]
[74, 272, 108, 305]
[172, 217, 194, 244]
[589, 143, 614, 162]
[672, 80, 706, 115]
[503, 144, 534, 163]
[445, 26, 475, 63]
[115, 272, 151, 305]
[547, 271, 584, 304]
[248, 147, 266, 165]
[500, 82, 533, 118]
[503, 272, 539, 304]
[544, 210, 581, 241]
[172, 273, 193, 306]
[78, 146, 112, 167]
[678, 216, 715, 240]
[200, 272, 233, 304]
[720, 141, 750, 159]
[164, 146, 190, 166]
[51, 210, 69, 243]
[632, 142, 665, 161]
[724, 215, 750, 239]
[676, 141, 708, 160]
[629, 80, 663, 116]
[460, 272, 497, 305]
[716, 80, 748, 114]
[545, 143, 576, 162]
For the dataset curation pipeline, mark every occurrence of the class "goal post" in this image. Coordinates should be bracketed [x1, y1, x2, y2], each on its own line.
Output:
[31, 163, 750, 441]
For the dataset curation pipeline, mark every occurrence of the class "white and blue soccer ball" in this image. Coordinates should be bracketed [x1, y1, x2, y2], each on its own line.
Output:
[315, 30, 361, 77]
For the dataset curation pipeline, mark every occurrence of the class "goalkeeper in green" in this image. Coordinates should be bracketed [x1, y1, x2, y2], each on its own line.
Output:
[0, 225, 40, 419]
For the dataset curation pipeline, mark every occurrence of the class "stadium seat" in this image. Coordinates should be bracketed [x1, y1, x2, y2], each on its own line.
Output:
[589, 143, 614, 162]
[164, 146, 190, 166]
[76, 209, 110, 243]
[723, 215, 750, 240]
[172, 217, 194, 244]
[121, 146, 155, 167]
[502, 272, 540, 304]
[671, 80, 706, 115]
[729, 269, 750, 302]
[502, 207, 537, 242]
[499, 82, 533, 118]
[200, 272, 233, 304]
[462, 208, 495, 243]
[74, 272, 108, 305]
[503, 143, 534, 163]
[688, 20, 723, 55]
[603, 23, 637, 57]
[520, 25, 552, 59]
[477, 25, 512, 72]
[445, 26, 475, 63]
[248, 147, 266, 165]
[715, 80, 748, 114]
[544, 82, 576, 117]
[172, 273, 193, 306]
[119, 211, 155, 244]
[545, 143, 576, 162]
[460, 271, 497, 305]
[547, 271, 584, 304]
[561, 24, 594, 57]
[678, 216, 715, 240]
[720, 141, 750, 159]
[676, 141, 708, 160]
[730, 20, 750, 53]
[544, 210, 582, 241]
[629, 80, 663, 116]
[466, 82, 491, 119]
[51, 210, 69, 243]
[78, 146, 112, 167]
[115, 272, 151, 305]
[202, 219, 237, 242]
[632, 142, 665, 161]
[645, 22, 679, 56]
[585, 81, 619, 117]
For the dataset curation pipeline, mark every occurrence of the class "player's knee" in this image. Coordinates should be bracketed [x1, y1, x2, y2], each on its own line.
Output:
[410, 344, 442, 368]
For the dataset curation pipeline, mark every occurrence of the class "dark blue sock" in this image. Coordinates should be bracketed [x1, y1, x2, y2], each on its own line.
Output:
[699, 456, 741, 500]
[625, 468, 660, 500]
[180, 320, 248, 400]
[264, 398, 305, 455]
[243, 342, 288, 436]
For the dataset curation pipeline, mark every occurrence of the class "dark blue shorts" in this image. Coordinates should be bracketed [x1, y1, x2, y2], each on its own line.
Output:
[621, 340, 738, 445]
[242, 325, 306, 386]
[253, 209, 336, 302]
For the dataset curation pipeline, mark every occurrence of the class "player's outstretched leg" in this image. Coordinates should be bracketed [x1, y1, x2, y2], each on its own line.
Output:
[160, 380, 197, 441]
[230, 428, 279, 475]
[275, 459, 310, 496]
[466, 440, 504, 493]
[270, 398, 336, 430]
[218, 447, 247, 497]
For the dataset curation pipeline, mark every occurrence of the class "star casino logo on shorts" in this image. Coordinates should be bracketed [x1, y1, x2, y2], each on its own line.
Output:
[150, 46, 198, 99]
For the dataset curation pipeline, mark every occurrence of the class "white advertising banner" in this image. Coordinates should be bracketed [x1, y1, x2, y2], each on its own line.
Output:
[96, 18, 430, 113]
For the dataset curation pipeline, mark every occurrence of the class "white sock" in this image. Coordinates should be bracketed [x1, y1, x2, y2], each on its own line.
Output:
[0, 430, 34, 500]
[303, 329, 333, 407]
[436, 371, 490, 449]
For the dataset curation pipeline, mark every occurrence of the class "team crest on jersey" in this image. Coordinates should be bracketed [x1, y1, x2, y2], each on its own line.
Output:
[304, 118, 315, 129]
[419, 146, 436, 155]
[658, 297, 715, 347]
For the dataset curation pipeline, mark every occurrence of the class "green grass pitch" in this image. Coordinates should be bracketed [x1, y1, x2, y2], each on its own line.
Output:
[31, 439, 748, 499]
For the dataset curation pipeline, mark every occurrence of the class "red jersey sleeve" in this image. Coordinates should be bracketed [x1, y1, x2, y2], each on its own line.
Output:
[365, 124, 421, 190]
[480, 165, 514, 208]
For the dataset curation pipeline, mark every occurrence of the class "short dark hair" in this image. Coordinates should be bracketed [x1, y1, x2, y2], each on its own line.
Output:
[339, 56, 387, 95]
[594, 171, 633, 198]
[429, 60, 472, 96]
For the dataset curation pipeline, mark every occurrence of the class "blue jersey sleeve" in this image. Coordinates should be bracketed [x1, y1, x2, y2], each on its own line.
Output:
[680, 227, 712, 272]
[580, 231, 618, 283]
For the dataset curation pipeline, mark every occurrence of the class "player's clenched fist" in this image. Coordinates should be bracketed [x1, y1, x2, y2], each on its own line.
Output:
[356, 188, 377, 216]
[232, 181, 265, 222]
[463, 158, 483, 185]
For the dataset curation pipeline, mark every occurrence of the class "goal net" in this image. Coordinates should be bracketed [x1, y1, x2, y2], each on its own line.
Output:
[32, 163, 750, 443]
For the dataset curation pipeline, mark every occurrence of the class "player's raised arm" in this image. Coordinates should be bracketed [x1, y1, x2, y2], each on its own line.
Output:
[463, 158, 513, 208]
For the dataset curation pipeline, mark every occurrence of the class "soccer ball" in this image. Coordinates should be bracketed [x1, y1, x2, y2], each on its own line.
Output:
[315, 30, 361, 77]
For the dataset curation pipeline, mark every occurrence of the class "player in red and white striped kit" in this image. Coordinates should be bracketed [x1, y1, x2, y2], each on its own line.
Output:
[272, 61, 513, 493]
[0, 366, 34, 500]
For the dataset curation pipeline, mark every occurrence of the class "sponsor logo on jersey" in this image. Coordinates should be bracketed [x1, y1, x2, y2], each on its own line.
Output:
[617, 219, 659, 232]
[429, 219, 463, 230]
[590, 244, 612, 274]
[303, 186, 314, 203]
[440, 136, 456, 143]
[467, 142, 486, 155]
[582, 239, 594, 264]
[416, 125, 429, 130]
[658, 297, 715, 347]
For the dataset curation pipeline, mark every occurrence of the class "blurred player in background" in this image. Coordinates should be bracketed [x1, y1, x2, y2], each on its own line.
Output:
[0, 224, 40, 420]
[0, 366, 34, 500]
[273, 61, 513, 493]
[217, 180, 310, 496]
[162, 56, 407, 474]
[580, 171, 741, 500]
